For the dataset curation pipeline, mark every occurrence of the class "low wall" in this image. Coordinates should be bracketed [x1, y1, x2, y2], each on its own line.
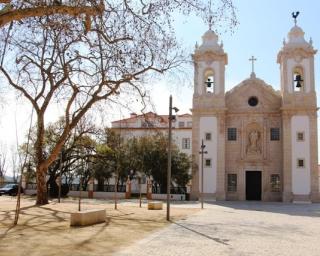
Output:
[24, 190, 126, 200]
[152, 194, 186, 201]
[24, 189, 37, 195]
[25, 187, 184, 201]
[68, 191, 89, 198]
[93, 192, 126, 199]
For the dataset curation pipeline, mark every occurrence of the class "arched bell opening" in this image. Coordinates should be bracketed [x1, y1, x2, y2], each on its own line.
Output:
[204, 69, 215, 94]
[293, 66, 304, 92]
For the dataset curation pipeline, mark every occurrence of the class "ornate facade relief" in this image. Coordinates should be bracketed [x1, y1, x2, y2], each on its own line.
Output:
[246, 130, 261, 154]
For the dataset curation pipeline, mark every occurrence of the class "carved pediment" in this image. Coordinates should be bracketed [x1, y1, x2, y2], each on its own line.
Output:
[225, 78, 281, 113]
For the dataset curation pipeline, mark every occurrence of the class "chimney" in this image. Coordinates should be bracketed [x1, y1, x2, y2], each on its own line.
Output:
[130, 113, 137, 118]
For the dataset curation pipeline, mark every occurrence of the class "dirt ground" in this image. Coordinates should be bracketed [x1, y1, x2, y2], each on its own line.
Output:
[0, 196, 198, 256]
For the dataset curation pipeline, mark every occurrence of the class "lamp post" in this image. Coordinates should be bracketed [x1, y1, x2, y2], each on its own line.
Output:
[58, 151, 62, 203]
[199, 139, 207, 209]
[138, 175, 142, 208]
[167, 95, 179, 221]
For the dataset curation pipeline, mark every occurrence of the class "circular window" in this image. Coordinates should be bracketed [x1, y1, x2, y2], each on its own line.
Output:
[248, 96, 258, 107]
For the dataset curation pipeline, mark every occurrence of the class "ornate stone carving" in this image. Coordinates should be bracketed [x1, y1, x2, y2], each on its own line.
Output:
[246, 130, 261, 154]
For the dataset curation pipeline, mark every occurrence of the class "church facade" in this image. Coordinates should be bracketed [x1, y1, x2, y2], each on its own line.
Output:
[191, 22, 319, 202]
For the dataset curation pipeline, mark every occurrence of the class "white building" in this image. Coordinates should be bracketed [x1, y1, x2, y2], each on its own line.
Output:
[111, 112, 192, 156]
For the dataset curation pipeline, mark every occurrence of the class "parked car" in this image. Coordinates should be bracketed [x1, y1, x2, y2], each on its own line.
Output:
[0, 184, 22, 196]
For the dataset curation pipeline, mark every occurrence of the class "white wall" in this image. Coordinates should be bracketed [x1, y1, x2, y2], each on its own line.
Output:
[291, 115, 311, 195]
[199, 116, 217, 193]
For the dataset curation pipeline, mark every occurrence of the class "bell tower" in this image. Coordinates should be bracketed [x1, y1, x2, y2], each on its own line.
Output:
[191, 29, 227, 200]
[277, 14, 318, 202]
[193, 30, 227, 98]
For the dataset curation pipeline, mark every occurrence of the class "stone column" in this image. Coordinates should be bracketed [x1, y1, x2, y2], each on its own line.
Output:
[88, 178, 94, 198]
[146, 179, 152, 200]
[125, 177, 131, 199]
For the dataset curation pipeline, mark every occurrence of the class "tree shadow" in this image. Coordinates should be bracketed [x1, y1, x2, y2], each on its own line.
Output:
[171, 221, 230, 246]
[0, 202, 111, 243]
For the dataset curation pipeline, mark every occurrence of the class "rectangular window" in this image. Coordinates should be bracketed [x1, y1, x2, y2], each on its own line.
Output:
[205, 159, 211, 167]
[182, 138, 190, 149]
[270, 128, 280, 141]
[227, 128, 237, 141]
[187, 121, 192, 127]
[297, 159, 305, 168]
[227, 174, 237, 192]
[297, 132, 305, 141]
[178, 121, 185, 128]
[205, 132, 211, 141]
[270, 174, 280, 192]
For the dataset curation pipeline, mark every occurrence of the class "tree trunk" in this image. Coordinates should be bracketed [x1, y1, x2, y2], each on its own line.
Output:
[97, 178, 104, 192]
[36, 165, 48, 205]
[47, 173, 59, 197]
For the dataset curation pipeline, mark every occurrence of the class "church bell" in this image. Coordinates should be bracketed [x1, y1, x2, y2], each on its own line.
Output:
[294, 74, 303, 88]
[205, 78, 213, 88]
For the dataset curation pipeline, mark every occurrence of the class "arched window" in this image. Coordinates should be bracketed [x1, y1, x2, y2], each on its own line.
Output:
[204, 70, 215, 94]
[293, 66, 304, 92]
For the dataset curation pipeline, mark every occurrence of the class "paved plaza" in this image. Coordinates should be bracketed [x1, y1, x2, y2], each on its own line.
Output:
[117, 201, 320, 256]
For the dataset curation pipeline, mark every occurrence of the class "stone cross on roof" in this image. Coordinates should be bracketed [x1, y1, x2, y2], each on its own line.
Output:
[207, 0, 213, 30]
[249, 56, 257, 75]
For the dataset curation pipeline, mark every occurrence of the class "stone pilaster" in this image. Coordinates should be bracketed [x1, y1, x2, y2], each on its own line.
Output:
[216, 113, 226, 200]
[190, 113, 200, 200]
[309, 113, 319, 202]
[282, 112, 292, 202]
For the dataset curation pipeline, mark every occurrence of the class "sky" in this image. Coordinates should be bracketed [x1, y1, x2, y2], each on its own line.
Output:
[1, 0, 320, 173]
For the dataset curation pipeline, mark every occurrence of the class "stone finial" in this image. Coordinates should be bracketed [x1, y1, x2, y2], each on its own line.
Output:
[309, 37, 313, 46]
[195, 41, 198, 49]
[292, 11, 300, 26]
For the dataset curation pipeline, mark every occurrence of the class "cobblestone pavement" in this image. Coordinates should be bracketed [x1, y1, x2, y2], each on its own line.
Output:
[116, 201, 320, 256]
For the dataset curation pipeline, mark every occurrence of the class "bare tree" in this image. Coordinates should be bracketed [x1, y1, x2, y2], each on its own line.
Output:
[0, 1, 104, 28]
[0, 1, 237, 205]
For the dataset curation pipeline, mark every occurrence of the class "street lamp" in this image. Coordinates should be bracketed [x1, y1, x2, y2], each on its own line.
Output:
[199, 139, 207, 209]
[167, 95, 179, 221]
[58, 151, 62, 203]
[137, 173, 142, 208]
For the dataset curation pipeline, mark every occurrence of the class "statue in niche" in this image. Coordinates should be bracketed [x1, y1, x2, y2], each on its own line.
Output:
[246, 130, 261, 154]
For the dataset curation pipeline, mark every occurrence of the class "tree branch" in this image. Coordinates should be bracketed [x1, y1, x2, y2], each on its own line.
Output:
[0, 2, 104, 27]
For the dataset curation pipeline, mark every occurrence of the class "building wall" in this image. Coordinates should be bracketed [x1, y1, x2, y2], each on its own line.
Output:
[225, 113, 283, 201]
[291, 115, 311, 195]
[199, 116, 217, 194]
